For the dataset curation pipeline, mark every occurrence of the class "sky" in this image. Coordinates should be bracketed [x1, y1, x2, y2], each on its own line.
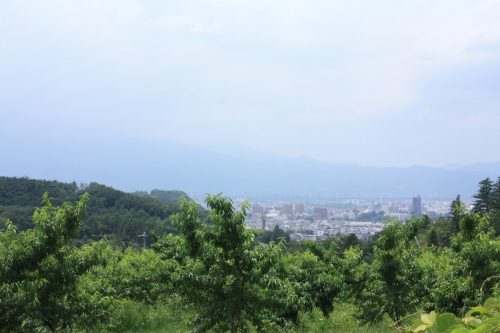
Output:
[1, 0, 500, 167]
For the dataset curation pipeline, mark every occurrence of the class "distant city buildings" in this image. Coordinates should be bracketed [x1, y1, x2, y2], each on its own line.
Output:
[246, 196, 454, 241]
[313, 207, 328, 220]
[280, 204, 293, 216]
[294, 203, 305, 214]
[252, 204, 264, 215]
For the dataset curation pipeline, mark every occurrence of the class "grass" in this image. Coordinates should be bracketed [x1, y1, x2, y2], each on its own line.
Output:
[296, 303, 398, 333]
[97, 299, 397, 333]
[107, 298, 190, 333]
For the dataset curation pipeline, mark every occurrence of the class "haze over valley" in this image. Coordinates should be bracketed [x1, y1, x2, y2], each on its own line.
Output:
[2, 138, 499, 199]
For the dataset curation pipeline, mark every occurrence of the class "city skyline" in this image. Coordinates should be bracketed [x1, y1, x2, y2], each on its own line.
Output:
[244, 196, 456, 241]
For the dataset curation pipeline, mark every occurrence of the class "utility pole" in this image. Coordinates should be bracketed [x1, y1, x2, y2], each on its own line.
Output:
[138, 231, 148, 249]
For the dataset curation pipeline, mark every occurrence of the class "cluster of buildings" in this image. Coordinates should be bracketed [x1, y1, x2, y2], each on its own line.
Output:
[244, 196, 454, 241]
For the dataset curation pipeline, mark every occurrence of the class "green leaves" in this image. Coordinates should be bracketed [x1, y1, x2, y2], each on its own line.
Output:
[411, 312, 460, 333]
[0, 193, 110, 332]
[409, 296, 500, 333]
[473, 178, 495, 214]
[171, 194, 286, 332]
[355, 221, 423, 322]
[169, 194, 349, 332]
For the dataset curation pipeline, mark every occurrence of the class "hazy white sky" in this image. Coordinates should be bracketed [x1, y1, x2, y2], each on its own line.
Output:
[1, 0, 500, 167]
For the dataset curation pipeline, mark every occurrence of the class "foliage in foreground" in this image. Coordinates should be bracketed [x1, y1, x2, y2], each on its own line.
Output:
[406, 294, 500, 333]
[0, 193, 107, 332]
[158, 195, 347, 332]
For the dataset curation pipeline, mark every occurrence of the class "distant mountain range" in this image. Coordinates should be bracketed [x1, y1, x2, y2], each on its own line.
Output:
[2, 138, 499, 199]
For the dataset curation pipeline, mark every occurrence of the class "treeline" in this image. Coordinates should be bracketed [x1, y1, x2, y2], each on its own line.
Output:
[0, 178, 499, 332]
[471, 177, 500, 235]
[0, 177, 190, 247]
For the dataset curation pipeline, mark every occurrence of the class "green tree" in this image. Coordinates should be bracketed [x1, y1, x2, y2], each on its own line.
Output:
[86, 248, 176, 304]
[291, 240, 345, 317]
[355, 221, 422, 322]
[491, 177, 500, 236]
[0, 193, 106, 332]
[492, 177, 500, 210]
[490, 210, 500, 236]
[449, 194, 464, 234]
[170, 195, 286, 332]
[416, 248, 473, 314]
[427, 229, 439, 247]
[427, 217, 453, 248]
[338, 233, 362, 254]
[254, 225, 290, 244]
[473, 178, 494, 214]
[452, 213, 500, 288]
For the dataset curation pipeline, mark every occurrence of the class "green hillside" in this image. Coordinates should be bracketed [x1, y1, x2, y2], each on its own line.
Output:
[0, 177, 183, 246]
[134, 189, 191, 204]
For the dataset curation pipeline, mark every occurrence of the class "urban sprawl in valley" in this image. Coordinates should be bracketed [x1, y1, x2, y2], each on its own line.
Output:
[242, 196, 470, 241]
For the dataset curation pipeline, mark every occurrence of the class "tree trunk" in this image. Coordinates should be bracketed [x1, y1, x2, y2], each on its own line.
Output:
[231, 316, 240, 333]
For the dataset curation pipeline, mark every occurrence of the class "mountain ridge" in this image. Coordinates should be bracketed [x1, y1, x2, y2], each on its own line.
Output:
[1, 138, 498, 199]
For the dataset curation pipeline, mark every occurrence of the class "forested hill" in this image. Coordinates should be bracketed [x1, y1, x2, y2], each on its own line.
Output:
[133, 189, 192, 204]
[0, 176, 188, 246]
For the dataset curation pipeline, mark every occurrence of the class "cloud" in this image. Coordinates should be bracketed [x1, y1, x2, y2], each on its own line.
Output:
[1, 0, 500, 166]
[145, 15, 222, 33]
